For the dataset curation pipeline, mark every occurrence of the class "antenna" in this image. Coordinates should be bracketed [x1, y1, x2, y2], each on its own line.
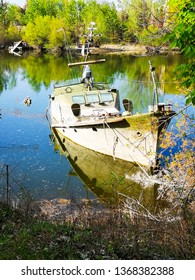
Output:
[79, 22, 101, 59]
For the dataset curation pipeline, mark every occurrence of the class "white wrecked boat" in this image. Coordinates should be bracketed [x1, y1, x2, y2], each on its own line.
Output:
[46, 59, 175, 174]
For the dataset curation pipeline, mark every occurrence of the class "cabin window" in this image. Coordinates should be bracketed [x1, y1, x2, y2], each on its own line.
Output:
[72, 95, 85, 104]
[86, 94, 99, 104]
[99, 92, 113, 103]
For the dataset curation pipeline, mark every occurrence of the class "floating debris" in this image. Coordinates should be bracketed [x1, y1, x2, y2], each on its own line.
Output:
[23, 97, 32, 106]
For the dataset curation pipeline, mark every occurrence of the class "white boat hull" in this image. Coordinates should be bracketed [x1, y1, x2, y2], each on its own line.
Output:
[47, 103, 164, 171]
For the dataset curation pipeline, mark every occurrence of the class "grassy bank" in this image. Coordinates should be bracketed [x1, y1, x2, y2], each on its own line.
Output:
[0, 202, 194, 260]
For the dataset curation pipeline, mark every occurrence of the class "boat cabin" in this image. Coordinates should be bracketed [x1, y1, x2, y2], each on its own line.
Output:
[51, 83, 122, 127]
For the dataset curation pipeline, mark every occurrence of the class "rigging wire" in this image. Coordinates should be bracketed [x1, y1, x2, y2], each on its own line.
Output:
[102, 120, 153, 179]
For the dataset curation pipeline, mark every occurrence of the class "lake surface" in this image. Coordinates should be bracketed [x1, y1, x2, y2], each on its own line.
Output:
[0, 51, 192, 208]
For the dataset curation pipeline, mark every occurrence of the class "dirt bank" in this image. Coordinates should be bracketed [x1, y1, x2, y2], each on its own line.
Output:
[91, 44, 180, 56]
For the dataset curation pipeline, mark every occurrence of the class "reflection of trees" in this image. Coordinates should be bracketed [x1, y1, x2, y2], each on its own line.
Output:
[0, 52, 27, 93]
[21, 54, 72, 91]
[98, 54, 186, 113]
[0, 73, 8, 93]
[0, 53, 74, 93]
[113, 73, 153, 113]
[0, 72, 17, 93]
[0, 52, 185, 96]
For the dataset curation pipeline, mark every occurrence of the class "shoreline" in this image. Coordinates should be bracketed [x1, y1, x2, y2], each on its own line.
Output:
[90, 44, 180, 56]
[1, 42, 181, 56]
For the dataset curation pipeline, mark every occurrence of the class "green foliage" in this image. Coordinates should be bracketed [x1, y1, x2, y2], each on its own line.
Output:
[100, 3, 120, 42]
[79, 1, 105, 38]
[167, 0, 195, 105]
[119, 0, 167, 45]
[0, 0, 176, 48]
[7, 4, 24, 25]
[0, 3, 23, 44]
[11, 0, 170, 46]
[23, 15, 67, 49]
[7, 24, 21, 42]
[25, 0, 61, 22]
[23, 15, 50, 48]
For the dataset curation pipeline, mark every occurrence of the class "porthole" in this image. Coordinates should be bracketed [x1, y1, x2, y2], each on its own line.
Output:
[71, 103, 80, 117]
[136, 131, 142, 137]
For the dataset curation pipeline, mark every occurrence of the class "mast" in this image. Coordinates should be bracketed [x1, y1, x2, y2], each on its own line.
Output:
[149, 60, 159, 112]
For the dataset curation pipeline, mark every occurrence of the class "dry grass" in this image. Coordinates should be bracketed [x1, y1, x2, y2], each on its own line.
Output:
[0, 198, 195, 260]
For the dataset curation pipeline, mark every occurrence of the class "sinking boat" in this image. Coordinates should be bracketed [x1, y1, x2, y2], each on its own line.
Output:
[49, 127, 157, 208]
[46, 59, 175, 175]
[8, 41, 23, 55]
[8, 41, 30, 56]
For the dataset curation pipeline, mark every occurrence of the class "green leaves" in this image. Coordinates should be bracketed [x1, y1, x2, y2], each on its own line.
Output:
[168, 0, 195, 105]
[23, 16, 66, 49]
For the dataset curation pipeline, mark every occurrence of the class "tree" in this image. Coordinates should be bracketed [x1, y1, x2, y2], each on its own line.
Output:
[25, 0, 61, 22]
[0, 3, 25, 44]
[100, 3, 120, 42]
[0, 1, 7, 44]
[167, 0, 195, 105]
[7, 4, 25, 25]
[80, 1, 103, 34]
[118, 0, 169, 45]
[59, 0, 84, 41]
[80, 0, 119, 43]
[23, 15, 51, 49]
[23, 15, 66, 49]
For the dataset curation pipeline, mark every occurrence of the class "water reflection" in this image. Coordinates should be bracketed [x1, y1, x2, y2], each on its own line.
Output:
[0, 52, 184, 94]
[50, 127, 158, 209]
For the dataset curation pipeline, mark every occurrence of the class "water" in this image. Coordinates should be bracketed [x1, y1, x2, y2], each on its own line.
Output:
[0, 51, 193, 206]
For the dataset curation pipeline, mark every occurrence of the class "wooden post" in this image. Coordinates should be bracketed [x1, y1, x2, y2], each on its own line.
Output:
[5, 164, 9, 204]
